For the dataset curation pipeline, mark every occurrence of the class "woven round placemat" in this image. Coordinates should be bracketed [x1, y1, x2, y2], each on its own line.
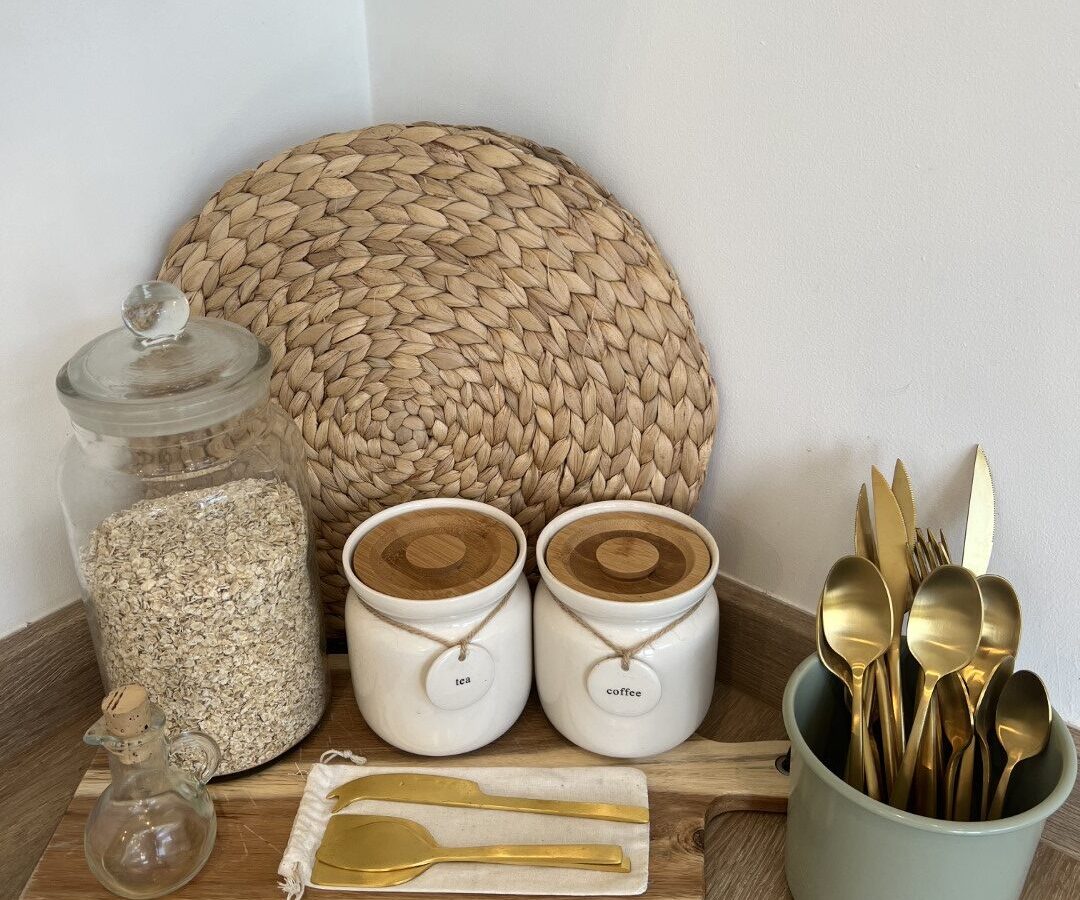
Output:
[159, 123, 718, 638]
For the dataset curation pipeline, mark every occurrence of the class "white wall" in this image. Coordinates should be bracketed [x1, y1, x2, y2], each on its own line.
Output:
[5, 0, 1079, 724]
[0, 1, 371, 634]
[364, 0, 1080, 722]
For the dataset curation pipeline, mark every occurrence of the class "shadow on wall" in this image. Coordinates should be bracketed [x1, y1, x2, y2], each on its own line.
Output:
[702, 440, 989, 611]
[703, 443, 872, 598]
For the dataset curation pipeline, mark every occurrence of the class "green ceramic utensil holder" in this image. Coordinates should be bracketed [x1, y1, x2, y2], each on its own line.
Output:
[783, 656, 1076, 900]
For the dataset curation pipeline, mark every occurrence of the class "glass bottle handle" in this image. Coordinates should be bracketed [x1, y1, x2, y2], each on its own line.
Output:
[168, 730, 221, 784]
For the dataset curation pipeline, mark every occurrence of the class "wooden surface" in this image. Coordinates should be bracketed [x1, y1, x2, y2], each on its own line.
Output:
[22, 657, 789, 900]
[352, 509, 518, 600]
[0, 604, 101, 900]
[9, 586, 1080, 900]
[545, 513, 710, 602]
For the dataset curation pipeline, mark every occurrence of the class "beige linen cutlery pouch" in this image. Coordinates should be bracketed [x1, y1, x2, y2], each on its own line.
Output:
[279, 759, 650, 896]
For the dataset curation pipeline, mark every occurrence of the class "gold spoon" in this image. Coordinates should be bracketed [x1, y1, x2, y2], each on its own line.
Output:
[890, 565, 983, 811]
[816, 598, 883, 800]
[312, 817, 630, 888]
[988, 670, 1052, 820]
[820, 556, 894, 794]
[317, 818, 623, 873]
[974, 657, 1015, 819]
[955, 575, 1022, 820]
[937, 672, 974, 819]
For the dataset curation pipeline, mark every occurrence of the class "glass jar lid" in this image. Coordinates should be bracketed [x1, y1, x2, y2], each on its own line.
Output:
[56, 282, 271, 437]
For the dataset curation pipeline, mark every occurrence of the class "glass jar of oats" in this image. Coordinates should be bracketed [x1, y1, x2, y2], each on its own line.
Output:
[56, 282, 328, 775]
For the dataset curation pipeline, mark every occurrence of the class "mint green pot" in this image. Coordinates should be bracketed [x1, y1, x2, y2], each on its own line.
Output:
[783, 656, 1077, 900]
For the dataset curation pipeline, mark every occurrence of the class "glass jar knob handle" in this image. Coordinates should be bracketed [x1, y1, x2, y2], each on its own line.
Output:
[168, 730, 221, 785]
[122, 281, 190, 345]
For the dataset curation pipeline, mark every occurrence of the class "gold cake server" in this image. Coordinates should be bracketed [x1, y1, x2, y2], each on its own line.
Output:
[327, 772, 650, 823]
[317, 818, 623, 872]
[312, 854, 632, 889]
[311, 816, 631, 887]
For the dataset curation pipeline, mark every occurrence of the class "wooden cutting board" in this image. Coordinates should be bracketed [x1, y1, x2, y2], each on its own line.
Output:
[21, 657, 790, 900]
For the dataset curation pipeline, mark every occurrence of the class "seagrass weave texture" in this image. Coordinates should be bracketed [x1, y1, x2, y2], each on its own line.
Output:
[159, 124, 718, 638]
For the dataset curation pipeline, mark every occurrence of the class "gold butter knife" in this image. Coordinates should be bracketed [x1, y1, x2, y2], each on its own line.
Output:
[891, 459, 917, 552]
[327, 773, 650, 823]
[962, 445, 995, 577]
[871, 465, 909, 774]
[854, 484, 878, 566]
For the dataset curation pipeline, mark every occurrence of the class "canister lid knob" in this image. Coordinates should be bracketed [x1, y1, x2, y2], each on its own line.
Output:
[405, 533, 467, 572]
[595, 536, 660, 580]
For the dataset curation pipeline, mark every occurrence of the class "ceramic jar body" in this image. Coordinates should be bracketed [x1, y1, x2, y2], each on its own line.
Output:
[533, 582, 717, 757]
[342, 499, 531, 756]
[534, 500, 720, 759]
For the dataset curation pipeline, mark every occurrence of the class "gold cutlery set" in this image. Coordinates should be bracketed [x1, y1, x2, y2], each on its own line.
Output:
[817, 448, 1053, 820]
[312, 774, 646, 888]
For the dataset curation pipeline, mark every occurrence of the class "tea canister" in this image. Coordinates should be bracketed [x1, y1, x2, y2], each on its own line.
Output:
[55, 282, 328, 776]
[343, 499, 531, 755]
[534, 501, 719, 758]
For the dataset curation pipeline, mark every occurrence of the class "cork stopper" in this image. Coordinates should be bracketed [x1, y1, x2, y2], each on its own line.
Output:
[102, 684, 150, 738]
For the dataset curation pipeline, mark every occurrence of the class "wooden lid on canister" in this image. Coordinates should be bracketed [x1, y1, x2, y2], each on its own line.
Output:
[351, 508, 519, 600]
[545, 511, 711, 602]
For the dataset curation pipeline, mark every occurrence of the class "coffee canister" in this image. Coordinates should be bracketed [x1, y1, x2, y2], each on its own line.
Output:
[534, 501, 720, 758]
[342, 499, 531, 755]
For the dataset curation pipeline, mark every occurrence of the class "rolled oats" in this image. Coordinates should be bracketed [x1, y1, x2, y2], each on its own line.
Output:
[82, 478, 328, 774]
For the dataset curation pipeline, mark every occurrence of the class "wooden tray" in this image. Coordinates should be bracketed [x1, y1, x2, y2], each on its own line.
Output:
[22, 658, 790, 900]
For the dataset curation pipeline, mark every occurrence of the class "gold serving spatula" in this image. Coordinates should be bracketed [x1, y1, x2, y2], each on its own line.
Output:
[313, 854, 632, 889]
[316, 817, 625, 873]
[311, 816, 631, 888]
[327, 773, 650, 823]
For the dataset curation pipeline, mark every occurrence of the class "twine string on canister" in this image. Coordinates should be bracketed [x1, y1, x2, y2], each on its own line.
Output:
[552, 598, 704, 671]
[359, 591, 512, 660]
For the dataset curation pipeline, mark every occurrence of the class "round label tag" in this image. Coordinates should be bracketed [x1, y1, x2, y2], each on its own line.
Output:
[586, 657, 662, 717]
[424, 644, 495, 710]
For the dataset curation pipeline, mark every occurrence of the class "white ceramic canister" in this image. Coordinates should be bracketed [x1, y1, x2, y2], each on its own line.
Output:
[342, 499, 531, 756]
[534, 500, 720, 758]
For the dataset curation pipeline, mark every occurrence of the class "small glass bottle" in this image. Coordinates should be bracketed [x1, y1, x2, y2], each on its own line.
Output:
[84, 685, 219, 898]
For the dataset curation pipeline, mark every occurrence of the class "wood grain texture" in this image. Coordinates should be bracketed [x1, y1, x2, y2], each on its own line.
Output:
[22, 657, 790, 900]
[546, 513, 710, 602]
[9, 583, 1080, 900]
[0, 603, 101, 760]
[352, 509, 518, 600]
[0, 603, 101, 900]
[713, 574, 815, 712]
